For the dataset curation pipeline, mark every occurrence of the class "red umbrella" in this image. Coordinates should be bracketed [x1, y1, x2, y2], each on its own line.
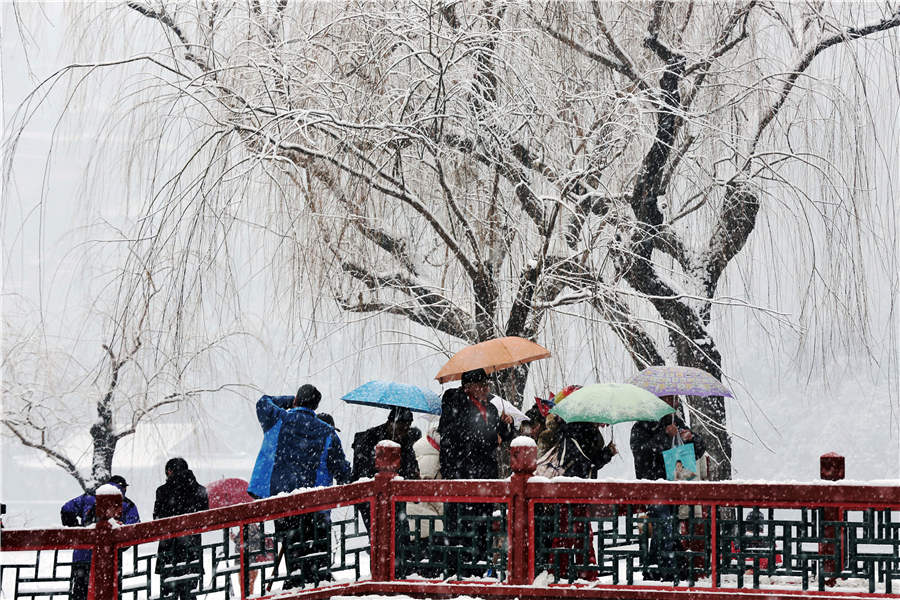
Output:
[206, 478, 253, 509]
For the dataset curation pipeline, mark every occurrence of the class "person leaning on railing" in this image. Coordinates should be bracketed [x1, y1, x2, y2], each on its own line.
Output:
[60, 476, 141, 600]
[247, 385, 351, 588]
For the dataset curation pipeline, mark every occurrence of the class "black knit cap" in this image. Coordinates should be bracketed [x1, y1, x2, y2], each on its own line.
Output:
[461, 368, 489, 385]
[317, 412, 340, 431]
[108, 475, 128, 488]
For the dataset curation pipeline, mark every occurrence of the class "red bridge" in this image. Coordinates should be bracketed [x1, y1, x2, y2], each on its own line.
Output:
[1, 443, 898, 600]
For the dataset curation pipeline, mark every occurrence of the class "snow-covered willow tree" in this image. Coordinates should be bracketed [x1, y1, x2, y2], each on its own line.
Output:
[1, 263, 248, 492]
[8, 1, 899, 479]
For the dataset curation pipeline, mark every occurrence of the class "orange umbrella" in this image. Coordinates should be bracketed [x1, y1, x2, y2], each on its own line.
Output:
[435, 336, 551, 383]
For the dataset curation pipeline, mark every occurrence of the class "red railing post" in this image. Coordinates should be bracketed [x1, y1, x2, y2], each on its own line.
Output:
[90, 486, 121, 600]
[373, 440, 401, 581]
[820, 452, 845, 586]
[509, 438, 537, 585]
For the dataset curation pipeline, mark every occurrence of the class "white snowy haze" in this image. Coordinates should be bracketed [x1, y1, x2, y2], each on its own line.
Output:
[2, 3, 899, 528]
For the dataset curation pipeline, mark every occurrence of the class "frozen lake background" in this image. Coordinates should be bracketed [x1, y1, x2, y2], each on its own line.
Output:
[2, 4, 898, 529]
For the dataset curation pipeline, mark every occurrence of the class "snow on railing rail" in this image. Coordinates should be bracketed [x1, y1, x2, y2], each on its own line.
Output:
[1, 444, 897, 600]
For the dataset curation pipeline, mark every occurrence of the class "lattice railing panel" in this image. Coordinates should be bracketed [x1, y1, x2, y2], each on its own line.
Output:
[114, 502, 370, 600]
[531, 501, 900, 593]
[399, 501, 508, 581]
[0, 550, 74, 600]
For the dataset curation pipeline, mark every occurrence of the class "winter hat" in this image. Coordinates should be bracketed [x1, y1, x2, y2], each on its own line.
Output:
[387, 406, 414, 423]
[461, 368, 488, 386]
[407, 426, 422, 444]
[108, 475, 128, 489]
[295, 384, 322, 409]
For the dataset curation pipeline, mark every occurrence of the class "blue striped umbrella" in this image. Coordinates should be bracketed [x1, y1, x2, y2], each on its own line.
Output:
[341, 380, 442, 415]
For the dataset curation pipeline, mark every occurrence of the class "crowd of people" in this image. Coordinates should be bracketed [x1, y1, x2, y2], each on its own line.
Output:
[60, 367, 707, 595]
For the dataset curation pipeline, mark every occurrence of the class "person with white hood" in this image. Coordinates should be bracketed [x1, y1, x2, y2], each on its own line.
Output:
[405, 421, 444, 576]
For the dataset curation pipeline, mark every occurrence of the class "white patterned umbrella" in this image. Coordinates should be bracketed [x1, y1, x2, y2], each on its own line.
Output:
[627, 365, 732, 398]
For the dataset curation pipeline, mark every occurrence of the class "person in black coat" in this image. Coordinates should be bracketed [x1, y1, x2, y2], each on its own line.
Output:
[629, 396, 703, 581]
[437, 368, 515, 576]
[153, 458, 209, 600]
[438, 369, 514, 480]
[351, 407, 420, 532]
[558, 422, 617, 479]
[351, 407, 420, 482]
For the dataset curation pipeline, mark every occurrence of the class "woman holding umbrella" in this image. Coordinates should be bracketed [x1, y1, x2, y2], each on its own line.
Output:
[535, 387, 618, 581]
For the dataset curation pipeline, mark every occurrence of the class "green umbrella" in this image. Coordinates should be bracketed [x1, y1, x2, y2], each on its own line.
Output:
[549, 383, 675, 424]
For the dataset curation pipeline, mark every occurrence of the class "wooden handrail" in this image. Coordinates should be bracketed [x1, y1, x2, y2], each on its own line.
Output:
[2, 444, 898, 600]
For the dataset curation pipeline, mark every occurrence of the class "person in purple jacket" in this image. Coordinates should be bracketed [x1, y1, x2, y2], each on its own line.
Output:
[60, 475, 140, 600]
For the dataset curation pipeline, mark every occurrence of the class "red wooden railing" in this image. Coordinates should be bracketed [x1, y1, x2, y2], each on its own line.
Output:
[2, 443, 898, 600]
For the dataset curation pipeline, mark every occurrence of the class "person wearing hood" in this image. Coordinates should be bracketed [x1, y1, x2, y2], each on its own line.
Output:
[521, 396, 554, 441]
[248, 385, 350, 587]
[536, 416, 617, 581]
[153, 458, 209, 600]
[405, 421, 444, 576]
[61, 475, 140, 600]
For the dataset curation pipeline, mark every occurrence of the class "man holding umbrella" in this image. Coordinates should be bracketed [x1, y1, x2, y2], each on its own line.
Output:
[438, 368, 515, 576]
[350, 406, 420, 532]
[630, 395, 704, 581]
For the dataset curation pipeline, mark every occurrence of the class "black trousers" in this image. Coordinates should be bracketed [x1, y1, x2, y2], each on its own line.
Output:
[274, 513, 331, 588]
[445, 502, 493, 576]
[157, 535, 203, 600]
[69, 563, 90, 600]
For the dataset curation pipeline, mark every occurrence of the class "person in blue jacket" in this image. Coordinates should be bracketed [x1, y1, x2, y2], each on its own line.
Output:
[247, 384, 350, 588]
[60, 475, 140, 600]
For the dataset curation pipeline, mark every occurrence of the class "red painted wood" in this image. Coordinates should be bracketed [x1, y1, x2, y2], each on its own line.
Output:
[820, 453, 845, 586]
[710, 504, 718, 586]
[373, 441, 400, 581]
[0, 527, 97, 550]
[526, 480, 900, 507]
[391, 479, 512, 498]
[2, 442, 898, 600]
[821, 454, 846, 481]
[288, 580, 900, 600]
[91, 492, 119, 600]
[115, 483, 375, 546]
[508, 444, 533, 585]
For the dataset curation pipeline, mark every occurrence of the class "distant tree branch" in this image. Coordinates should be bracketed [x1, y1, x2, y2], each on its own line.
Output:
[3, 420, 88, 491]
[751, 7, 900, 158]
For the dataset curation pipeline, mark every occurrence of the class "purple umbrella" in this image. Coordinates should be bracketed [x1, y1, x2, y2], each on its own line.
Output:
[627, 365, 733, 398]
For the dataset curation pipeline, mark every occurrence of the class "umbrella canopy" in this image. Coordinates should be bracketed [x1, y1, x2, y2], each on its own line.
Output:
[490, 395, 529, 426]
[342, 380, 442, 415]
[627, 365, 733, 398]
[206, 478, 254, 509]
[435, 336, 551, 384]
[549, 383, 675, 425]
